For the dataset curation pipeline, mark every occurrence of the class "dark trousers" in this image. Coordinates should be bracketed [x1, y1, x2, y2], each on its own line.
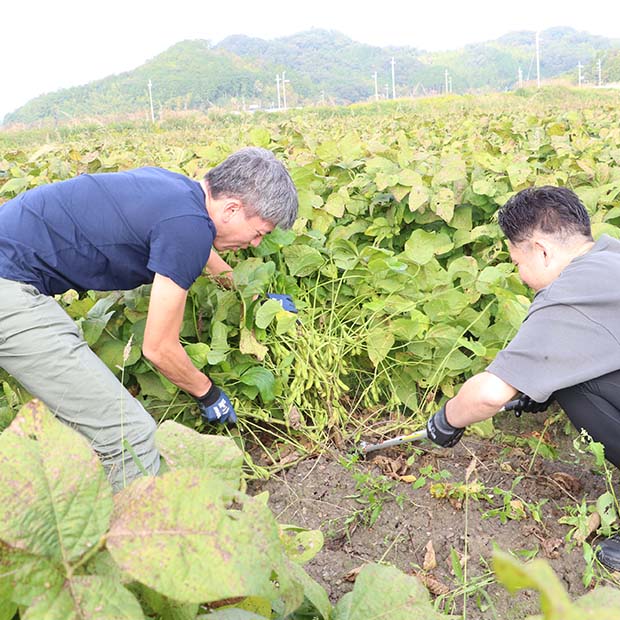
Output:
[555, 368, 620, 468]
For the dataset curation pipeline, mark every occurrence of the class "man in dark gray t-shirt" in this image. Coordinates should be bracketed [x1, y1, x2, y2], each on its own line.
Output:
[424, 185, 620, 571]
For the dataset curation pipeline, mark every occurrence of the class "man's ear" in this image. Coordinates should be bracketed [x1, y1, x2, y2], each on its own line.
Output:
[221, 198, 243, 223]
[534, 238, 553, 266]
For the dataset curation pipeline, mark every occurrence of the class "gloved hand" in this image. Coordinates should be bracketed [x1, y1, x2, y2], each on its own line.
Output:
[196, 382, 237, 425]
[267, 293, 298, 314]
[426, 404, 465, 448]
[506, 394, 554, 418]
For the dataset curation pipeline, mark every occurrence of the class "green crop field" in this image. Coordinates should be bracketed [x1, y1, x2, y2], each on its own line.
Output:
[2, 88, 620, 619]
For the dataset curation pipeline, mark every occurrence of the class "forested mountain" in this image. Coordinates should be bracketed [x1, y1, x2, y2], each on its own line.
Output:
[4, 27, 620, 125]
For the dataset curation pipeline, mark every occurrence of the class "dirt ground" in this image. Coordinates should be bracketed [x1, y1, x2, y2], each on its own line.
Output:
[249, 411, 618, 619]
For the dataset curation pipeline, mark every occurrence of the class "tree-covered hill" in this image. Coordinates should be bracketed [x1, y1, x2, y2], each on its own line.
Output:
[4, 26, 619, 125]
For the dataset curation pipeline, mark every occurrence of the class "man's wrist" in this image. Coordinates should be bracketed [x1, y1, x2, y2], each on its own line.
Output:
[196, 381, 219, 405]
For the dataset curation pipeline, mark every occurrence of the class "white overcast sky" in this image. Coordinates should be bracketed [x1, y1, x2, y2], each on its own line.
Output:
[1, 0, 618, 121]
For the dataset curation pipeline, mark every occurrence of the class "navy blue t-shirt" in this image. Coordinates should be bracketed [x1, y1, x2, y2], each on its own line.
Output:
[0, 167, 215, 295]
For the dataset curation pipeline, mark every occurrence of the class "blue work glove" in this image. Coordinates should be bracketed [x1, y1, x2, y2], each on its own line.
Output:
[426, 404, 465, 448]
[196, 383, 237, 425]
[267, 293, 298, 314]
[506, 394, 554, 418]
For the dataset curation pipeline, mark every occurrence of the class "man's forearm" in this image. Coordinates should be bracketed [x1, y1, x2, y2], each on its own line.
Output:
[445, 371, 517, 427]
[145, 341, 211, 397]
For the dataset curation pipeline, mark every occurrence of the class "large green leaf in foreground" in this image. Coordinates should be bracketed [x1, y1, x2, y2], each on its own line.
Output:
[156, 420, 244, 487]
[0, 401, 141, 619]
[0, 400, 113, 562]
[22, 576, 143, 620]
[494, 550, 620, 620]
[107, 469, 304, 609]
[333, 563, 451, 620]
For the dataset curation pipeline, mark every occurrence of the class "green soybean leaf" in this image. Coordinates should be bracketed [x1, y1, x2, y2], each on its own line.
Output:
[249, 128, 270, 148]
[430, 187, 455, 223]
[408, 184, 430, 211]
[24, 575, 143, 620]
[95, 339, 141, 373]
[253, 228, 297, 257]
[82, 294, 119, 346]
[283, 246, 325, 277]
[155, 421, 244, 486]
[433, 155, 466, 184]
[316, 141, 340, 163]
[493, 550, 573, 618]
[255, 299, 284, 329]
[107, 470, 303, 610]
[506, 161, 531, 189]
[366, 330, 395, 367]
[0, 599, 16, 620]
[476, 266, 507, 294]
[197, 610, 265, 619]
[285, 561, 332, 620]
[332, 563, 448, 620]
[279, 525, 324, 565]
[403, 230, 453, 265]
[184, 343, 211, 369]
[134, 583, 199, 620]
[472, 178, 498, 197]
[0, 401, 113, 565]
[208, 321, 231, 365]
[0, 177, 31, 197]
[136, 372, 176, 400]
[239, 367, 276, 402]
[0, 547, 64, 608]
[571, 587, 620, 619]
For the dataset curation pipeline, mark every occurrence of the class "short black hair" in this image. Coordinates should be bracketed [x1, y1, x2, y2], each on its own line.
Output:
[498, 186, 592, 244]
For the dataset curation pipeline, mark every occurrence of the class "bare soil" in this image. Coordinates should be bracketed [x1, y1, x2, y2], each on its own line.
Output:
[249, 411, 618, 619]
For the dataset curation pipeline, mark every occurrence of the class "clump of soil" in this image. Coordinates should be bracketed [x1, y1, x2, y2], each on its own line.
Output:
[250, 413, 616, 619]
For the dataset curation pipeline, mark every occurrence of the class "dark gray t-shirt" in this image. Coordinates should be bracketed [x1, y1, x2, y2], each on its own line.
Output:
[487, 234, 620, 401]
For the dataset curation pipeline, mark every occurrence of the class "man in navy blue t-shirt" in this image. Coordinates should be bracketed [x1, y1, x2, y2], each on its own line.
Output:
[0, 147, 298, 491]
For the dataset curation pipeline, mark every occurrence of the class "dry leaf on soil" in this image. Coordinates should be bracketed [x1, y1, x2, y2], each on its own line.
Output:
[412, 571, 450, 596]
[423, 540, 437, 570]
[343, 565, 365, 582]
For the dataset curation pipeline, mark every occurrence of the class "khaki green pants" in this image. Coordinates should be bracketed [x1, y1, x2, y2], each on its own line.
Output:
[0, 277, 160, 491]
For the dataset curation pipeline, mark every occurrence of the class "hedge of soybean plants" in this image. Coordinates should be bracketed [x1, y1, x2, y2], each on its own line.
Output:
[2, 88, 620, 446]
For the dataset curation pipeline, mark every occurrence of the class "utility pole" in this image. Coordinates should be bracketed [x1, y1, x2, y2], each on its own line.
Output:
[281, 71, 289, 110]
[444, 69, 449, 94]
[535, 31, 541, 88]
[373, 72, 379, 101]
[384, 84, 389, 99]
[147, 80, 155, 123]
[598, 58, 602, 87]
[391, 57, 396, 99]
[448, 76, 453, 93]
[518, 66, 523, 88]
[578, 62, 583, 87]
[276, 74, 281, 110]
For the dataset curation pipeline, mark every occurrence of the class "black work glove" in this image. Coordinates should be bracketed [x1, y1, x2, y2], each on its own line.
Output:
[507, 394, 554, 418]
[196, 383, 237, 425]
[426, 404, 465, 448]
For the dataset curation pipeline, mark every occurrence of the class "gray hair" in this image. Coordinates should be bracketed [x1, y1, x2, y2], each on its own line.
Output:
[204, 147, 298, 229]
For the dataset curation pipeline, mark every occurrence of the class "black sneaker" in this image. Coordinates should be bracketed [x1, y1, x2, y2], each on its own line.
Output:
[597, 534, 620, 571]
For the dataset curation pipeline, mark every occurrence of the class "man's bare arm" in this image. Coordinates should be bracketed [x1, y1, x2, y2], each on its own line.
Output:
[142, 273, 211, 396]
